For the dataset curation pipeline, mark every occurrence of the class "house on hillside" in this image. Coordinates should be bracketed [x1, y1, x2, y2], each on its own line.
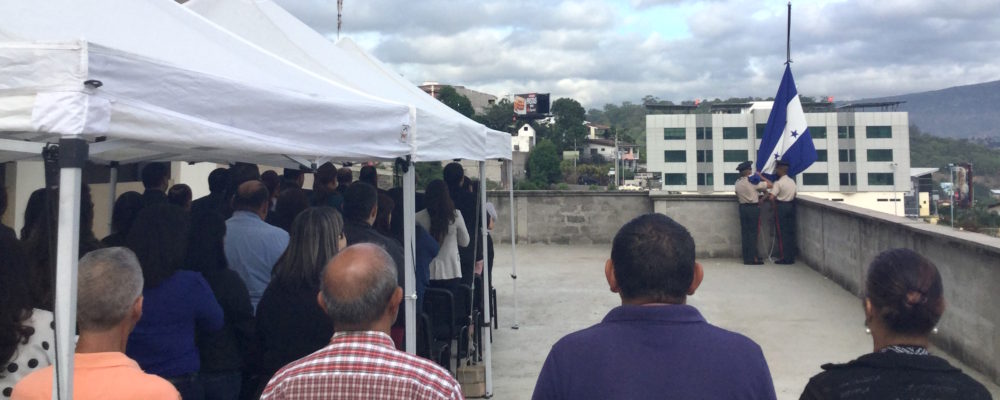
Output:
[512, 124, 535, 153]
[580, 138, 639, 171]
[581, 121, 639, 170]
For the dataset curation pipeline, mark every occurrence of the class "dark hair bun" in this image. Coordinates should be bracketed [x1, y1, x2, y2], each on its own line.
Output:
[865, 249, 944, 335]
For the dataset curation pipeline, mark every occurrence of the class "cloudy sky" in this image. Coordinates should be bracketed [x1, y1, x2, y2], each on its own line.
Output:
[274, 0, 1000, 110]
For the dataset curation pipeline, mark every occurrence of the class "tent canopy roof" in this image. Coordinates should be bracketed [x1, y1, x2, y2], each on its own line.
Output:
[0, 0, 416, 166]
[187, 0, 510, 161]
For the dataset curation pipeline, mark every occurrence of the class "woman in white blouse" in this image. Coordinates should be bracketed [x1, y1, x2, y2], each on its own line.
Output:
[415, 179, 470, 282]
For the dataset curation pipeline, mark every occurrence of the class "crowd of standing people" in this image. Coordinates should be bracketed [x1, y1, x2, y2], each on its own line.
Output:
[0, 161, 495, 399]
[0, 159, 993, 399]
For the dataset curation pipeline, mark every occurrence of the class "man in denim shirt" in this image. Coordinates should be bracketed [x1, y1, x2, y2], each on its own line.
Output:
[533, 214, 777, 400]
[224, 180, 289, 311]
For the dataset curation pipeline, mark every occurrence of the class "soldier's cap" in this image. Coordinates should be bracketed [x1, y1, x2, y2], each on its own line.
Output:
[776, 160, 791, 167]
[736, 161, 754, 172]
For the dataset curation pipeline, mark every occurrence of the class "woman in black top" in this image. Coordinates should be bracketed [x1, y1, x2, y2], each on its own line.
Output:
[800, 248, 991, 400]
[255, 207, 346, 381]
[185, 211, 253, 400]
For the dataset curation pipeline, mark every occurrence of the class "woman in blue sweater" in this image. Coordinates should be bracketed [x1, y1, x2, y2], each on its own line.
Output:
[126, 204, 224, 400]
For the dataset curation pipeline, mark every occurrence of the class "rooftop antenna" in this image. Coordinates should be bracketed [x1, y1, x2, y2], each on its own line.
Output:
[785, 1, 792, 65]
[337, 0, 344, 40]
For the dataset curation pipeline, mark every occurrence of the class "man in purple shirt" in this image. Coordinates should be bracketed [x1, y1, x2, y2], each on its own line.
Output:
[532, 213, 777, 400]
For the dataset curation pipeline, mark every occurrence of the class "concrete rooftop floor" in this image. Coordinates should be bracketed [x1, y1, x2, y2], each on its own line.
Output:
[485, 244, 1000, 400]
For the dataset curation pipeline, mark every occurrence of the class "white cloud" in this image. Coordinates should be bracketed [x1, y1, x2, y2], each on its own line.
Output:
[274, 0, 1000, 109]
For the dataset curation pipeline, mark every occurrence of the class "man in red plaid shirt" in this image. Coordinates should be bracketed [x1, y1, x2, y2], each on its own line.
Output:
[261, 243, 463, 400]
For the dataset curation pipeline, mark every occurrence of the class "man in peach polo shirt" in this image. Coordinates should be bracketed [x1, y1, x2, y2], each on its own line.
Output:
[13, 247, 179, 400]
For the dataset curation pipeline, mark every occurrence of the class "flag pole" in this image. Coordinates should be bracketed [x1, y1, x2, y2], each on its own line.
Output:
[785, 1, 792, 64]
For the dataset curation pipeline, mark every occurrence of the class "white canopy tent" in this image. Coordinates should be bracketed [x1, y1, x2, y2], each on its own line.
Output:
[0, 1, 496, 399]
[1, 0, 513, 398]
[186, 0, 486, 162]
[185, 1, 514, 395]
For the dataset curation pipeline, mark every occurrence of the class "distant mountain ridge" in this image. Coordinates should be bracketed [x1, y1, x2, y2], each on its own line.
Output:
[848, 79, 1000, 139]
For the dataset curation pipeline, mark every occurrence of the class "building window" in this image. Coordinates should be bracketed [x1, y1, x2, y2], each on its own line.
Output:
[867, 149, 893, 162]
[696, 127, 713, 140]
[697, 173, 714, 186]
[664, 173, 687, 185]
[802, 173, 829, 185]
[868, 173, 895, 186]
[664, 150, 686, 163]
[723, 150, 748, 162]
[837, 126, 855, 139]
[663, 128, 686, 140]
[723, 127, 748, 139]
[590, 148, 598, 155]
[866, 126, 892, 139]
[756, 124, 767, 139]
[810, 126, 827, 139]
[816, 149, 828, 162]
[838, 149, 856, 162]
[696, 150, 713, 163]
[839, 173, 857, 186]
[723, 173, 740, 185]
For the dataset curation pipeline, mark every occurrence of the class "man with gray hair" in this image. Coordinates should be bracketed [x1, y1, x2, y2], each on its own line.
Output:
[13, 248, 179, 399]
[261, 243, 463, 400]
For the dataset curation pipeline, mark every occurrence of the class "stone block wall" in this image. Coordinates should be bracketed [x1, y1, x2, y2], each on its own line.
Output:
[486, 191, 745, 258]
[797, 195, 1000, 385]
[652, 194, 743, 258]
[486, 191, 652, 247]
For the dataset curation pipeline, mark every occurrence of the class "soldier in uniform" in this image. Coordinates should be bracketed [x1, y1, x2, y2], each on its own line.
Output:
[761, 160, 797, 264]
[735, 161, 769, 265]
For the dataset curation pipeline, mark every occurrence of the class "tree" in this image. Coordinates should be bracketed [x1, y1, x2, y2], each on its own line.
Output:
[436, 86, 475, 118]
[550, 97, 588, 152]
[414, 161, 442, 189]
[476, 98, 515, 132]
[527, 140, 562, 186]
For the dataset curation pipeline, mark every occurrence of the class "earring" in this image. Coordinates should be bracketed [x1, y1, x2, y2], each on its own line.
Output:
[865, 328, 871, 335]
[932, 327, 939, 334]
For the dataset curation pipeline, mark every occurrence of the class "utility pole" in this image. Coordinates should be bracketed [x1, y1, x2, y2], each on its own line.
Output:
[948, 163, 955, 228]
[614, 130, 619, 187]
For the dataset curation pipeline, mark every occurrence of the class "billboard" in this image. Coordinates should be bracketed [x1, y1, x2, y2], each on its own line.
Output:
[513, 93, 550, 118]
[954, 162, 973, 208]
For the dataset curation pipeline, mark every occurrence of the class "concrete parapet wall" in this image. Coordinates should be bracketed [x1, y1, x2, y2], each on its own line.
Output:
[487, 191, 652, 247]
[486, 191, 743, 258]
[797, 195, 1000, 385]
[651, 193, 742, 258]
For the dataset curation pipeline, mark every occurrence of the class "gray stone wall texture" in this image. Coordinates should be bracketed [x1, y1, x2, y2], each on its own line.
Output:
[797, 195, 1000, 386]
[486, 191, 652, 248]
[652, 194, 743, 258]
[486, 191, 745, 258]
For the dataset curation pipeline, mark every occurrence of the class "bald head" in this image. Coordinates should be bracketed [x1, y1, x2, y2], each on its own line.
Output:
[319, 243, 400, 329]
[233, 180, 269, 214]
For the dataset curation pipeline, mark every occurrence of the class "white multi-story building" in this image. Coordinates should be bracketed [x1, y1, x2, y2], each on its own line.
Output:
[646, 102, 911, 216]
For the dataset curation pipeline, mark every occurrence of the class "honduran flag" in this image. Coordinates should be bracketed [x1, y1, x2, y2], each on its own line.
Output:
[755, 65, 817, 179]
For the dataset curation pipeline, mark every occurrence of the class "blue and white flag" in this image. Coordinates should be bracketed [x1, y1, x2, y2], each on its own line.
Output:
[756, 65, 817, 179]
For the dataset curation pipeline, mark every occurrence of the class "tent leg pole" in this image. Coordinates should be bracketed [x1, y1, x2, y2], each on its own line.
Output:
[479, 162, 493, 397]
[508, 161, 519, 330]
[403, 159, 417, 354]
[107, 161, 118, 234]
[53, 138, 88, 400]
